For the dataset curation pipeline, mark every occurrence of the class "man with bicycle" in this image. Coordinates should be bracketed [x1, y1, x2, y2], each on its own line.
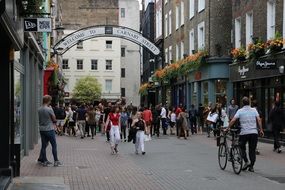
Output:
[228, 97, 264, 172]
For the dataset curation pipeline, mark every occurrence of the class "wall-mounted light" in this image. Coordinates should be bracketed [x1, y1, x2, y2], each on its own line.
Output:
[279, 65, 284, 74]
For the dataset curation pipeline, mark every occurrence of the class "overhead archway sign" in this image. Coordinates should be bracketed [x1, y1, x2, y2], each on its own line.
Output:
[53, 25, 160, 55]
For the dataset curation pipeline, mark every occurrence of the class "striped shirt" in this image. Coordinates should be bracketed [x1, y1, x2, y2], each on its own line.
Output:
[233, 106, 259, 135]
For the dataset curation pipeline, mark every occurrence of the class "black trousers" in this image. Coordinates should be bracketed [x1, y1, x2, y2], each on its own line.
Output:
[273, 128, 281, 150]
[239, 134, 258, 167]
[89, 124, 96, 137]
[121, 125, 127, 140]
[85, 122, 90, 135]
[153, 123, 160, 137]
[190, 119, 197, 134]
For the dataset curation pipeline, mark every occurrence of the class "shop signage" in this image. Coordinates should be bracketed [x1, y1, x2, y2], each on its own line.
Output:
[54, 25, 160, 55]
[255, 60, 277, 69]
[238, 66, 249, 79]
[194, 71, 202, 80]
[24, 18, 51, 32]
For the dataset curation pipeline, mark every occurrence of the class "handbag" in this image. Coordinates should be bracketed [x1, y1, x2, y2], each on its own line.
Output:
[207, 112, 218, 123]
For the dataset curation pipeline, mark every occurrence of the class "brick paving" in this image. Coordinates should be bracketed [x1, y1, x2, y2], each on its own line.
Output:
[20, 133, 285, 190]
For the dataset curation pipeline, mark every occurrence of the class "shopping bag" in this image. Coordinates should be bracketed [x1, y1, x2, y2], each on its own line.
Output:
[223, 115, 229, 128]
[207, 112, 218, 123]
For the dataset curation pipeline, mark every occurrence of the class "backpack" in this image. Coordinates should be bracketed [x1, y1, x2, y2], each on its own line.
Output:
[72, 111, 77, 122]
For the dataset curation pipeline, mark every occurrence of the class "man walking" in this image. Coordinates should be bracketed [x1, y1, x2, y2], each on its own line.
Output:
[228, 97, 264, 172]
[38, 95, 62, 167]
[76, 104, 87, 139]
[189, 104, 198, 135]
[160, 104, 168, 135]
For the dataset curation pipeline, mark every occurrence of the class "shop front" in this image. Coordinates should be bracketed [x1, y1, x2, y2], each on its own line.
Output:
[187, 57, 233, 109]
[229, 54, 285, 133]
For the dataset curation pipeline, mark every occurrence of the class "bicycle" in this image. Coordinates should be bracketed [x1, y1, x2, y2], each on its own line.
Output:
[218, 128, 243, 174]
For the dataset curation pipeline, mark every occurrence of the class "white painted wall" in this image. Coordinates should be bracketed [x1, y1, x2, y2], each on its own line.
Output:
[62, 30, 121, 101]
[119, 0, 141, 106]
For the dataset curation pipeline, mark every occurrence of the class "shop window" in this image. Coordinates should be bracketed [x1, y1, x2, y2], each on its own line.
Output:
[203, 82, 208, 105]
[215, 80, 227, 105]
[192, 82, 198, 106]
[14, 70, 23, 145]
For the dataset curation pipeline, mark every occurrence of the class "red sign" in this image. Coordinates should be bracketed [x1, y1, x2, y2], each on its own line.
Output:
[195, 71, 202, 80]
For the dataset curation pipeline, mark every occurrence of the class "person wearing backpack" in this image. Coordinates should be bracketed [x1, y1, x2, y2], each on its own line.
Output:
[177, 108, 188, 140]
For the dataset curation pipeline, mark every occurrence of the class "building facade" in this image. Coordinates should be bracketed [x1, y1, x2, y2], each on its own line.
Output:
[119, 0, 141, 106]
[163, 0, 233, 108]
[141, 2, 156, 106]
[62, 35, 122, 101]
[1, 0, 49, 188]
[230, 0, 285, 133]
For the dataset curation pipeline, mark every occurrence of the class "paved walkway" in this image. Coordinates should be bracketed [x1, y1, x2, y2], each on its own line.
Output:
[16, 133, 285, 190]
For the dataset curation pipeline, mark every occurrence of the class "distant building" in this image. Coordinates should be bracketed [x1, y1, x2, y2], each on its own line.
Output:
[119, 0, 141, 106]
[163, 0, 233, 108]
[230, 0, 285, 131]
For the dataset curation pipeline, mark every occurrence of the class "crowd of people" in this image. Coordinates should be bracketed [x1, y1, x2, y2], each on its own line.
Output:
[37, 95, 284, 172]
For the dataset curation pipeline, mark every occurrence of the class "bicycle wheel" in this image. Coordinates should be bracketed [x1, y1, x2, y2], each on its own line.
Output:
[231, 146, 243, 174]
[218, 143, 227, 170]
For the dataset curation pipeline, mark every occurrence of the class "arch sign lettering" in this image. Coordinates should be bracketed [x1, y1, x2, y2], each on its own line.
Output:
[53, 25, 160, 55]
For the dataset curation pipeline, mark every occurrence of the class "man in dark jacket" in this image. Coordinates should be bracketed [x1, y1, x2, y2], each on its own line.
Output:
[269, 101, 285, 153]
[189, 104, 198, 135]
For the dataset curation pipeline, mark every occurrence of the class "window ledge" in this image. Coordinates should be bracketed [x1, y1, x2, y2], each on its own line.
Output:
[198, 8, 205, 13]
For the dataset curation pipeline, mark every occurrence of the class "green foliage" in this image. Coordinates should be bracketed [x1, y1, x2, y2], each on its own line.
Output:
[72, 76, 102, 104]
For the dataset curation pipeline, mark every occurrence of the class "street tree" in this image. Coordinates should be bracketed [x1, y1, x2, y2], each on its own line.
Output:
[72, 76, 102, 103]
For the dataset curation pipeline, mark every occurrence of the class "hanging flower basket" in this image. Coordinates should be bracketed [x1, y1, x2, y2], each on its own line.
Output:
[231, 48, 246, 62]
[248, 42, 266, 59]
[266, 38, 283, 53]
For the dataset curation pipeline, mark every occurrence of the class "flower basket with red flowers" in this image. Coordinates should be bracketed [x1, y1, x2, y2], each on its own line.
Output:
[266, 32, 284, 53]
[247, 41, 266, 59]
[231, 48, 247, 62]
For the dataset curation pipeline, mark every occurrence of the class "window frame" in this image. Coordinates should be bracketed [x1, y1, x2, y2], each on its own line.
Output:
[76, 41, 83, 49]
[189, 0, 195, 19]
[76, 59, 83, 70]
[105, 60, 112, 70]
[189, 29, 195, 55]
[267, 0, 276, 40]
[197, 21, 205, 50]
[106, 40, 112, 49]
[169, 46, 173, 63]
[198, 0, 205, 13]
[165, 48, 168, 64]
[235, 17, 241, 48]
[169, 10, 172, 35]
[121, 68, 126, 78]
[91, 59, 98, 71]
[165, 14, 168, 37]
[246, 11, 253, 45]
[62, 59, 69, 69]
[121, 47, 126, 57]
[105, 79, 112, 92]
[181, 1, 184, 26]
[121, 8, 125, 18]
[175, 5, 180, 30]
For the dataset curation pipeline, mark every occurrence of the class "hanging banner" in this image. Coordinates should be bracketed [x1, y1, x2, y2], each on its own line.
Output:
[24, 18, 51, 32]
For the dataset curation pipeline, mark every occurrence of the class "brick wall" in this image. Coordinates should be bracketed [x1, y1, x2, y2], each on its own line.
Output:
[59, 0, 119, 30]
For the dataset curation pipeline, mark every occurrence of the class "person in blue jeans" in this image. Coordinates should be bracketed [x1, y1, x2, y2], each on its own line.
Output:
[38, 95, 62, 167]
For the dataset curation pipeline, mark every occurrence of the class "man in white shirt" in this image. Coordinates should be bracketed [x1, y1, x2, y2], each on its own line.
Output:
[160, 103, 168, 135]
[228, 97, 264, 172]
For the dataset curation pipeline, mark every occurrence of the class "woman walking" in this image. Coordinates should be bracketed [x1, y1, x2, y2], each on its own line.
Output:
[132, 112, 146, 155]
[177, 108, 188, 140]
[105, 106, 121, 154]
[168, 107, 176, 135]
[87, 105, 97, 139]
